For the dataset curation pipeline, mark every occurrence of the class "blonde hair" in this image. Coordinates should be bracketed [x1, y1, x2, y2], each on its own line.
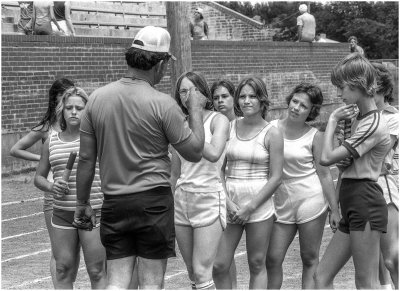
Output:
[56, 87, 89, 131]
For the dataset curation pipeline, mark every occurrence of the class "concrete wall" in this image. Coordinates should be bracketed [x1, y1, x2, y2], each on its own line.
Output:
[2, 34, 350, 174]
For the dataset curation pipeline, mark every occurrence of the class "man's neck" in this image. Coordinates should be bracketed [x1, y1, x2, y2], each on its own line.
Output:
[125, 67, 155, 86]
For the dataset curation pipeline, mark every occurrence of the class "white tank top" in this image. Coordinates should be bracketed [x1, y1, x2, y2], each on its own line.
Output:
[271, 119, 318, 180]
[176, 112, 224, 192]
[226, 119, 272, 180]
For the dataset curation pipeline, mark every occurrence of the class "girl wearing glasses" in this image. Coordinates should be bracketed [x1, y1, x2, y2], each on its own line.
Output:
[171, 71, 230, 290]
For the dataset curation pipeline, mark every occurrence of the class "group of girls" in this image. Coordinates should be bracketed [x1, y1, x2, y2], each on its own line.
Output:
[10, 52, 398, 290]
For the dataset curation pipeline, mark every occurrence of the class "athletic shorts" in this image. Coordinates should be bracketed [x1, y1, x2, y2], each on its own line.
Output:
[52, 207, 101, 230]
[174, 188, 226, 230]
[377, 175, 399, 210]
[100, 187, 175, 260]
[273, 174, 328, 224]
[338, 178, 388, 234]
[226, 179, 274, 224]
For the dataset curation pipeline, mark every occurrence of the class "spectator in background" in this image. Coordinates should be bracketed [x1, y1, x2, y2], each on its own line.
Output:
[297, 4, 315, 42]
[348, 36, 365, 55]
[32, 0, 62, 35]
[51, 1, 76, 36]
[17, 1, 33, 35]
[314, 33, 327, 43]
[190, 7, 208, 40]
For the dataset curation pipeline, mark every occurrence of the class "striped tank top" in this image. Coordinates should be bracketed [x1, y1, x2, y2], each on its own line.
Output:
[226, 119, 272, 180]
[176, 112, 224, 192]
[49, 131, 103, 211]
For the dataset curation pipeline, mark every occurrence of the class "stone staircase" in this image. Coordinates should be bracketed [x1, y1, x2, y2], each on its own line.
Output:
[1, 1, 167, 37]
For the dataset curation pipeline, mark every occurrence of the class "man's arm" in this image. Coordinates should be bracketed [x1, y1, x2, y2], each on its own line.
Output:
[76, 131, 97, 204]
[297, 25, 302, 41]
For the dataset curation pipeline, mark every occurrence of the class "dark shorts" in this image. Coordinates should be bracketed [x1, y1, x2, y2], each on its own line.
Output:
[100, 187, 175, 260]
[338, 178, 388, 234]
[52, 207, 101, 230]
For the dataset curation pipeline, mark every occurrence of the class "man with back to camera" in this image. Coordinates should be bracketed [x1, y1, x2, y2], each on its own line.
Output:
[297, 4, 316, 42]
[74, 26, 206, 289]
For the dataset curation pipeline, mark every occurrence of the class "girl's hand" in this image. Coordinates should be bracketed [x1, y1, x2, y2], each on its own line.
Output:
[186, 87, 207, 110]
[330, 104, 358, 122]
[226, 199, 240, 221]
[329, 209, 341, 233]
[51, 179, 69, 198]
[232, 205, 252, 225]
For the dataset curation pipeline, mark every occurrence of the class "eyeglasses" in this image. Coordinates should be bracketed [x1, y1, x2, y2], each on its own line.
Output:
[179, 89, 189, 97]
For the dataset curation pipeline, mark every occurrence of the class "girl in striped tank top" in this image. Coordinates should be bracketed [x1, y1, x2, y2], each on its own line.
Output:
[171, 72, 230, 290]
[213, 76, 283, 289]
[10, 78, 78, 286]
[34, 87, 106, 289]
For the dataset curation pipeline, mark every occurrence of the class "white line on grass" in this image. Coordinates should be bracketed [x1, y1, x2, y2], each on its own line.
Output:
[2, 228, 46, 240]
[2, 197, 42, 206]
[2, 248, 51, 263]
[2, 212, 43, 222]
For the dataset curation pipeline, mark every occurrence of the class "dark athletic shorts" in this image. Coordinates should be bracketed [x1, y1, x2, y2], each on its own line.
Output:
[100, 187, 175, 260]
[338, 178, 388, 234]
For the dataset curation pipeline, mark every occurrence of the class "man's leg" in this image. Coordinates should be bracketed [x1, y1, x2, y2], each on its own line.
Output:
[106, 256, 136, 289]
[138, 257, 168, 289]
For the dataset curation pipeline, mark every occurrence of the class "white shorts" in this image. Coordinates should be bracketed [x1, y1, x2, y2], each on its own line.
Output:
[377, 175, 399, 209]
[226, 179, 274, 224]
[273, 174, 328, 224]
[174, 188, 226, 229]
[51, 20, 71, 35]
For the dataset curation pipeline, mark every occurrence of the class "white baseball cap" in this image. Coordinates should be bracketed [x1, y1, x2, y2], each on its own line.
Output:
[299, 4, 308, 13]
[195, 8, 204, 16]
[131, 26, 176, 60]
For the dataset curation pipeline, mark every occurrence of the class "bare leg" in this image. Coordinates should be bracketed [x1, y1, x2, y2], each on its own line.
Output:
[266, 222, 297, 289]
[106, 256, 136, 289]
[245, 217, 274, 289]
[138, 257, 168, 289]
[298, 211, 327, 289]
[175, 225, 195, 284]
[379, 253, 392, 288]
[213, 224, 244, 289]
[44, 210, 80, 287]
[314, 230, 352, 289]
[350, 222, 381, 289]
[192, 219, 223, 288]
[229, 260, 238, 289]
[381, 204, 399, 289]
[79, 227, 107, 289]
[52, 228, 80, 289]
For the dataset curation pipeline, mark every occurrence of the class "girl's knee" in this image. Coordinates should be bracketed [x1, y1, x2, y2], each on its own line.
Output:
[213, 261, 230, 276]
[300, 250, 319, 267]
[55, 261, 76, 281]
[86, 260, 106, 282]
[266, 252, 284, 268]
[248, 255, 266, 274]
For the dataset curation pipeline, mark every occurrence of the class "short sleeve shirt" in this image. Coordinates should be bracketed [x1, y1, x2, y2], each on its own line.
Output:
[381, 105, 399, 176]
[80, 78, 192, 195]
[342, 110, 391, 181]
[297, 12, 316, 42]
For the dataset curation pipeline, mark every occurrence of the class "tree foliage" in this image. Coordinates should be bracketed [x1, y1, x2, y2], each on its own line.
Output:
[216, 1, 398, 59]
